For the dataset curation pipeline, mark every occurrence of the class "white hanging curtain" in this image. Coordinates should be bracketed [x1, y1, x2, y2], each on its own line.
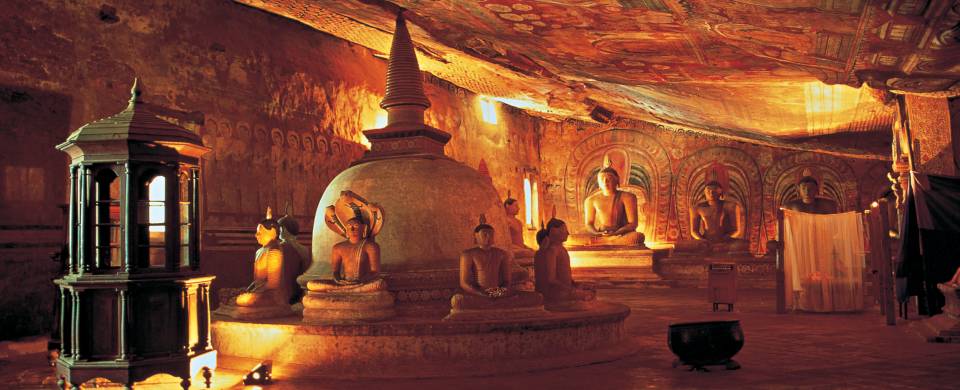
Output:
[783, 209, 866, 312]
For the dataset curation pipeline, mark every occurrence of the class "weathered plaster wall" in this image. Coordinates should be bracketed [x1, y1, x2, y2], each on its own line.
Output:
[538, 120, 890, 255]
[906, 95, 954, 176]
[0, 0, 539, 338]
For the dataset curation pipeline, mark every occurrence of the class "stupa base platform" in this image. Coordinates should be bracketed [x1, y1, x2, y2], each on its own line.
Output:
[302, 289, 396, 324]
[656, 255, 775, 288]
[211, 301, 634, 378]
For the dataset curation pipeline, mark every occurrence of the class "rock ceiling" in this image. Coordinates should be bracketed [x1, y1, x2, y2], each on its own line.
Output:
[238, 0, 960, 154]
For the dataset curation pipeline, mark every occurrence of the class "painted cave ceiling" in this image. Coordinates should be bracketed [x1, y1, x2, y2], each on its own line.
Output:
[238, 0, 960, 151]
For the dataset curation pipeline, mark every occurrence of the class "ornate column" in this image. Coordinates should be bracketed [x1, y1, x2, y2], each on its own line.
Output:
[196, 284, 211, 352]
[117, 288, 129, 360]
[67, 165, 77, 273]
[123, 162, 134, 272]
[59, 287, 71, 357]
[77, 165, 91, 274]
[179, 285, 190, 353]
[71, 289, 81, 359]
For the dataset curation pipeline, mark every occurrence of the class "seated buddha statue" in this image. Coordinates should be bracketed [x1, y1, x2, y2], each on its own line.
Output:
[445, 216, 544, 320]
[504, 196, 536, 262]
[567, 166, 645, 248]
[535, 218, 596, 308]
[783, 176, 839, 215]
[306, 208, 386, 293]
[217, 208, 300, 319]
[301, 191, 394, 323]
[673, 181, 749, 254]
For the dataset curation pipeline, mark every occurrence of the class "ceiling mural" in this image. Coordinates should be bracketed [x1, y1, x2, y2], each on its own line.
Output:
[237, 0, 959, 146]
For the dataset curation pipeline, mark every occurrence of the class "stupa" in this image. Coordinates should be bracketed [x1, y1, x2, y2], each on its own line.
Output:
[297, 12, 513, 300]
[212, 13, 635, 378]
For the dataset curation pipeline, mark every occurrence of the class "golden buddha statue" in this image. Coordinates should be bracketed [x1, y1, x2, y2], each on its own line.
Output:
[504, 194, 535, 262]
[674, 181, 748, 254]
[445, 215, 544, 321]
[307, 192, 386, 293]
[301, 191, 394, 323]
[568, 164, 645, 248]
[784, 175, 839, 215]
[217, 207, 300, 319]
[534, 218, 596, 307]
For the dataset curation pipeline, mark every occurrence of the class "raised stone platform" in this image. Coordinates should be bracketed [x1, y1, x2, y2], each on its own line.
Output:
[567, 248, 669, 287]
[211, 301, 635, 378]
[213, 303, 298, 320]
[568, 247, 653, 267]
[656, 255, 776, 289]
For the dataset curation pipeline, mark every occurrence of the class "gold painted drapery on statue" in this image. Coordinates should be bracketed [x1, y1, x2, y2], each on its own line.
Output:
[783, 210, 865, 312]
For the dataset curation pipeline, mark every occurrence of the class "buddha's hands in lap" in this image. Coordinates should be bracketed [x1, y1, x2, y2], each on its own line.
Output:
[484, 287, 510, 298]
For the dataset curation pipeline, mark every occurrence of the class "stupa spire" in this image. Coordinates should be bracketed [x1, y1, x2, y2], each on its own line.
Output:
[358, 11, 451, 162]
[126, 77, 142, 110]
[380, 12, 431, 117]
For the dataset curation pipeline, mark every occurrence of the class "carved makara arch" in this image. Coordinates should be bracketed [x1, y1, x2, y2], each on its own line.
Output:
[562, 129, 672, 242]
[674, 147, 763, 253]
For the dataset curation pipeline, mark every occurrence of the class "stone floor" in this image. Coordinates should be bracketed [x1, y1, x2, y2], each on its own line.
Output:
[3, 288, 958, 389]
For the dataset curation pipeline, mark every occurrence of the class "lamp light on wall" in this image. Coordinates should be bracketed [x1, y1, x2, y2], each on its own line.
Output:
[479, 96, 498, 124]
[374, 109, 388, 128]
[521, 168, 541, 228]
[523, 177, 533, 226]
[243, 361, 273, 386]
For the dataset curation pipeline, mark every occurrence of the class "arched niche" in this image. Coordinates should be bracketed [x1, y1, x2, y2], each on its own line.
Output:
[761, 151, 859, 251]
[562, 129, 672, 242]
[674, 147, 763, 253]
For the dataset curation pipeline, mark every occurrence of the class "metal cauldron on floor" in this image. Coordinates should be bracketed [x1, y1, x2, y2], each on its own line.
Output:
[668, 320, 743, 371]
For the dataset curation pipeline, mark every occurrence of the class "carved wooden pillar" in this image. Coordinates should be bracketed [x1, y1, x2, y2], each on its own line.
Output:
[179, 285, 190, 353]
[67, 165, 77, 273]
[71, 289, 81, 359]
[59, 287, 71, 357]
[878, 199, 896, 326]
[77, 165, 91, 275]
[117, 289, 129, 360]
[776, 208, 786, 314]
[190, 168, 200, 270]
[199, 284, 211, 351]
[123, 163, 135, 272]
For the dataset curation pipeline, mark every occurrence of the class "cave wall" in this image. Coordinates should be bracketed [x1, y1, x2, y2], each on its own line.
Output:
[0, 0, 539, 338]
[538, 120, 891, 255]
[0, 0, 899, 341]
